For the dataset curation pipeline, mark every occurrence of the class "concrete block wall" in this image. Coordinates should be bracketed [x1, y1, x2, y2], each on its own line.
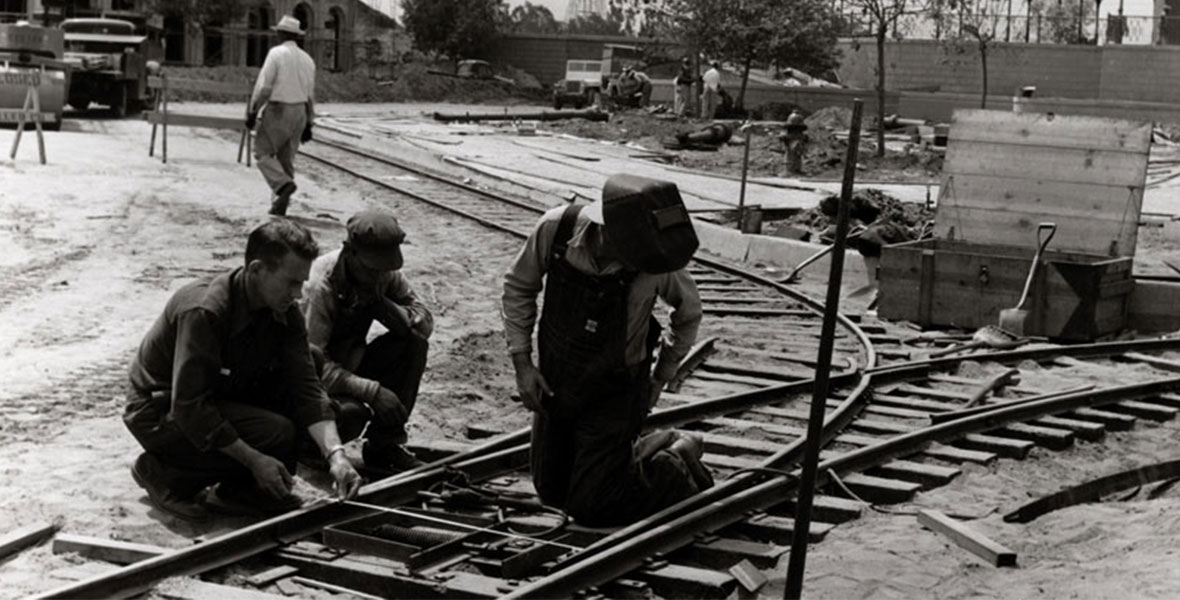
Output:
[486, 33, 662, 88]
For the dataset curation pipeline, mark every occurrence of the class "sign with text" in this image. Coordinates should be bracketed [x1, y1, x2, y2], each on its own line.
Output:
[0, 110, 55, 123]
[1, 72, 41, 87]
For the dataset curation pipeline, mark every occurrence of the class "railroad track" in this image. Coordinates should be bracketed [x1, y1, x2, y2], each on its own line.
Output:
[37, 129, 1180, 599]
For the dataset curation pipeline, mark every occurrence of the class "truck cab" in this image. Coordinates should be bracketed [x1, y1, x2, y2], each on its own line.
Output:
[60, 18, 159, 116]
[552, 59, 604, 110]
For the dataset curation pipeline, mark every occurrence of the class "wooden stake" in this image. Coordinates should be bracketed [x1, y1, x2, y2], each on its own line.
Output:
[784, 98, 863, 600]
[0, 521, 59, 561]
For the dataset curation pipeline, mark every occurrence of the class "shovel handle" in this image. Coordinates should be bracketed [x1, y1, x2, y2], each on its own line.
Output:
[1015, 222, 1058, 310]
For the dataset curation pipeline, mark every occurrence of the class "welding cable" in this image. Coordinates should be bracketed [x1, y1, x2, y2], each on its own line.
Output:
[429, 481, 571, 537]
[724, 466, 798, 481]
[340, 499, 581, 552]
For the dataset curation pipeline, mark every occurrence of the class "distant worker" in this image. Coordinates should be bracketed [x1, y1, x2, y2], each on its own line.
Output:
[247, 14, 316, 217]
[612, 65, 652, 108]
[673, 57, 696, 117]
[302, 210, 433, 474]
[124, 220, 361, 522]
[502, 174, 713, 527]
[701, 61, 722, 119]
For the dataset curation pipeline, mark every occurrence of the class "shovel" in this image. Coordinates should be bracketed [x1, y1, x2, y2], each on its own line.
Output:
[998, 223, 1057, 337]
[928, 324, 1026, 358]
[780, 224, 867, 283]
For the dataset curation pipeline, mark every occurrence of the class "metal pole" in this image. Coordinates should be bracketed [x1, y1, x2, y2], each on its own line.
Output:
[783, 98, 864, 600]
[737, 122, 752, 231]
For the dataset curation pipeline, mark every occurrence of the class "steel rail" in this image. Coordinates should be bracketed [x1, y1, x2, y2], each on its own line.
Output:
[1003, 457, 1180, 523]
[506, 374, 1180, 599]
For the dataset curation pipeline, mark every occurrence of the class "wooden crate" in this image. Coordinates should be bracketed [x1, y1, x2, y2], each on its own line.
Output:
[878, 110, 1151, 341]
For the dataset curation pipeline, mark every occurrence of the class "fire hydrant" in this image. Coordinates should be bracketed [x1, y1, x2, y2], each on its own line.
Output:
[781, 109, 808, 175]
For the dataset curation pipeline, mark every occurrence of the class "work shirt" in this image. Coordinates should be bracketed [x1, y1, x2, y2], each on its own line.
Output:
[502, 206, 702, 382]
[302, 249, 434, 401]
[674, 65, 695, 86]
[702, 67, 721, 92]
[127, 267, 333, 453]
[251, 40, 316, 109]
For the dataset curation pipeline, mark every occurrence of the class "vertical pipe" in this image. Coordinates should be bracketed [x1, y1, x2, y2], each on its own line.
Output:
[737, 123, 751, 231]
[783, 98, 864, 600]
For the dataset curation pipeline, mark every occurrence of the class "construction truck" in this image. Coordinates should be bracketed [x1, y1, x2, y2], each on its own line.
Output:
[0, 22, 69, 131]
[60, 18, 159, 117]
[552, 44, 646, 110]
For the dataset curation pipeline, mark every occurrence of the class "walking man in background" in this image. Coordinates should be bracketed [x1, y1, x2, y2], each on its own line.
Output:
[673, 57, 695, 117]
[700, 61, 721, 119]
[124, 220, 361, 522]
[502, 174, 713, 527]
[302, 210, 433, 474]
[247, 14, 316, 217]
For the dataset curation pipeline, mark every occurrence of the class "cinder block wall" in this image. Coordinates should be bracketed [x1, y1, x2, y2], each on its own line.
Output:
[486, 33, 663, 87]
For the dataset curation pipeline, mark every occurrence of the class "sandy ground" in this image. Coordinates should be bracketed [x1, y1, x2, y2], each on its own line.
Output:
[1, 104, 1179, 599]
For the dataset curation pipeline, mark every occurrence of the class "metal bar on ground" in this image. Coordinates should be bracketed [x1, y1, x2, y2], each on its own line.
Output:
[785, 97, 863, 600]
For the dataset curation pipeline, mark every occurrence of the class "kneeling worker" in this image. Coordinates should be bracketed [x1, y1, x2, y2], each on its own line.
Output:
[302, 209, 433, 473]
[124, 220, 361, 521]
[502, 174, 712, 527]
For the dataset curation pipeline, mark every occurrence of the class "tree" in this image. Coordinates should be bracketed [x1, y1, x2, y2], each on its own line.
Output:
[933, 0, 1007, 109]
[844, 0, 912, 157]
[145, 0, 246, 27]
[615, 0, 842, 110]
[564, 12, 626, 35]
[507, 2, 561, 34]
[401, 0, 503, 59]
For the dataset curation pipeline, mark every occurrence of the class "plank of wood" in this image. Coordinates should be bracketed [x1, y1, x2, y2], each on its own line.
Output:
[1107, 400, 1178, 421]
[144, 111, 246, 130]
[685, 536, 787, 570]
[1148, 393, 1180, 409]
[923, 443, 997, 465]
[731, 513, 833, 544]
[917, 508, 1017, 567]
[1032, 416, 1105, 441]
[700, 359, 805, 382]
[835, 473, 921, 504]
[52, 533, 168, 565]
[1070, 407, 1137, 430]
[991, 422, 1075, 451]
[699, 430, 783, 455]
[931, 199, 1139, 258]
[691, 370, 782, 387]
[289, 576, 384, 599]
[0, 521, 58, 561]
[895, 384, 975, 402]
[870, 393, 960, 413]
[868, 459, 961, 488]
[948, 110, 1152, 153]
[776, 495, 863, 524]
[245, 565, 299, 588]
[945, 139, 1148, 187]
[49, 561, 120, 582]
[955, 434, 1035, 459]
[636, 562, 737, 599]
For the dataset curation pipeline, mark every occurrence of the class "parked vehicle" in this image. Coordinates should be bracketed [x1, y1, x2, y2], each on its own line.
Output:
[0, 22, 69, 131]
[552, 59, 604, 110]
[59, 18, 161, 117]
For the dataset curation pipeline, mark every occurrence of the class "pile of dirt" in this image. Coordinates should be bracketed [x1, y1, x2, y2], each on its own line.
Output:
[158, 62, 543, 104]
[766, 188, 935, 242]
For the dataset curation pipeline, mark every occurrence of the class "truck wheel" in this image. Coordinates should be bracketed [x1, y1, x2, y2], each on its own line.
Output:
[44, 113, 63, 132]
[68, 99, 90, 111]
[589, 91, 602, 109]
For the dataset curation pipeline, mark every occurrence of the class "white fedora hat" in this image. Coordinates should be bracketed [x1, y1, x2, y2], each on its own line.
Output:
[273, 15, 305, 35]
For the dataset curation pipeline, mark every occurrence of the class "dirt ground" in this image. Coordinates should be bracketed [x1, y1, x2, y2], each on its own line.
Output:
[2, 104, 1180, 599]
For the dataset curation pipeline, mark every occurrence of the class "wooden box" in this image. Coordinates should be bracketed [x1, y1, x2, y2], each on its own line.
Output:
[878, 110, 1151, 341]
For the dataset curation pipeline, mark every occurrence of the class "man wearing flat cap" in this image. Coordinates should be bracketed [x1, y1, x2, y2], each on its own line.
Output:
[247, 14, 316, 217]
[302, 209, 433, 473]
[502, 174, 711, 527]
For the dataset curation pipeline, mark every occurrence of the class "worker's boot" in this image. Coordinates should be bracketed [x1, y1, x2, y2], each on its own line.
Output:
[363, 442, 425, 474]
[669, 431, 713, 491]
[130, 453, 211, 522]
[269, 181, 297, 216]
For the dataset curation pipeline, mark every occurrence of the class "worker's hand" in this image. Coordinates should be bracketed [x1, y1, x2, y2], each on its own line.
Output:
[328, 452, 361, 500]
[248, 453, 293, 499]
[301, 123, 313, 143]
[512, 360, 552, 412]
[371, 387, 409, 426]
[245, 111, 257, 130]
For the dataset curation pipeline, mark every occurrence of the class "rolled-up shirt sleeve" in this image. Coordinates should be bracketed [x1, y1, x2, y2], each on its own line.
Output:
[502, 213, 558, 356]
[652, 269, 703, 381]
[283, 307, 335, 427]
[171, 309, 238, 451]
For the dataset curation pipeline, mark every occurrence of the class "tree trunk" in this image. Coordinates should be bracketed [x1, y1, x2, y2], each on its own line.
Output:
[738, 54, 753, 110]
[875, 26, 886, 158]
[980, 43, 989, 109]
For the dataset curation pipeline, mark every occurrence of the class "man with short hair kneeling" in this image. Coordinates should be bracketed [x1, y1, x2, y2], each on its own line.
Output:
[124, 219, 361, 521]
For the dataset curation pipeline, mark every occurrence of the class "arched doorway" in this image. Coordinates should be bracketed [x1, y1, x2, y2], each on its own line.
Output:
[247, 4, 273, 67]
[293, 3, 314, 52]
[325, 7, 344, 71]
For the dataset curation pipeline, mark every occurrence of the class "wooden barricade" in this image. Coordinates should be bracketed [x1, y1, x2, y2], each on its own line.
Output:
[2, 66, 55, 164]
[145, 74, 252, 165]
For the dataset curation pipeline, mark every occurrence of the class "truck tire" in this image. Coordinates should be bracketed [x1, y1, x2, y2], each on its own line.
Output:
[44, 112, 63, 132]
[68, 99, 90, 111]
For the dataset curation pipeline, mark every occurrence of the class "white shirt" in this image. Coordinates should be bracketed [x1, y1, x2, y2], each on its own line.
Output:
[251, 41, 316, 108]
[703, 67, 721, 92]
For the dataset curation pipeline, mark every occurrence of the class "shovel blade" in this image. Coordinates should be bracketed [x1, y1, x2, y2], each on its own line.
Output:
[998, 308, 1028, 337]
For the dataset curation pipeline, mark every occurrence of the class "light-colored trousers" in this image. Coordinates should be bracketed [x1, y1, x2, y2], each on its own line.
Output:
[254, 102, 308, 194]
[700, 88, 719, 119]
[674, 83, 691, 116]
